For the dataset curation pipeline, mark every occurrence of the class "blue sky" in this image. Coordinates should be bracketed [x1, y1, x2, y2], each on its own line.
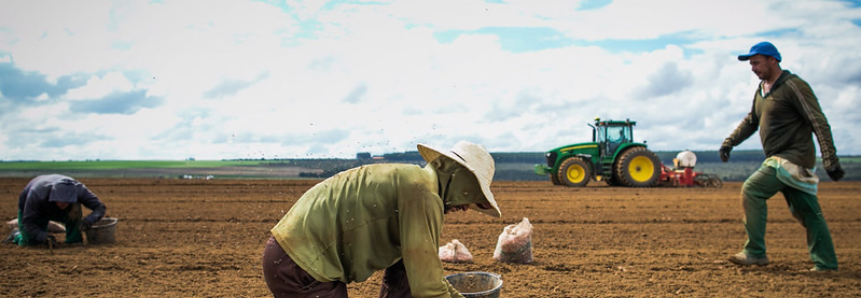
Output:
[1, 0, 860, 160]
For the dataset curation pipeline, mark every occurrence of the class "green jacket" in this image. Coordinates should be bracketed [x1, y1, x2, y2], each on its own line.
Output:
[271, 163, 464, 298]
[724, 70, 839, 170]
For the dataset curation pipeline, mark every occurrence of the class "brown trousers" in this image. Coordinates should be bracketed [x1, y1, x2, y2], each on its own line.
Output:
[262, 236, 414, 298]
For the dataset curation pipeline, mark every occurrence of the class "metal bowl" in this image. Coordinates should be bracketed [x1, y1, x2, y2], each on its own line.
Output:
[445, 271, 502, 298]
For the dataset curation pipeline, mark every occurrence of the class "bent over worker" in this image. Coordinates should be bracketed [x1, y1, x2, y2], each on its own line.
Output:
[13, 174, 107, 246]
[262, 141, 501, 298]
[720, 41, 844, 271]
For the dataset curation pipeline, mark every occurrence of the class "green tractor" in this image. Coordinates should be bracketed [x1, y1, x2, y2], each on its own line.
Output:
[535, 118, 662, 187]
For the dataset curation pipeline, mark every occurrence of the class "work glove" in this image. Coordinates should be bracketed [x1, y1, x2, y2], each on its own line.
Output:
[719, 146, 732, 163]
[82, 219, 94, 231]
[827, 164, 845, 182]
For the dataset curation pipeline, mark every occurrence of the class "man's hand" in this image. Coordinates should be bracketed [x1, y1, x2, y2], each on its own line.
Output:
[719, 146, 732, 162]
[82, 219, 93, 230]
[44, 234, 58, 246]
[827, 164, 845, 182]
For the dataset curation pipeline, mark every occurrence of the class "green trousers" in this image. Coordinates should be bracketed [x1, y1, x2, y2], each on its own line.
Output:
[14, 204, 84, 246]
[740, 165, 837, 270]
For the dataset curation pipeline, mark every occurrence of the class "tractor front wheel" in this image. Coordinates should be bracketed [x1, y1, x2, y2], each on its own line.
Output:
[615, 147, 661, 187]
[558, 158, 591, 187]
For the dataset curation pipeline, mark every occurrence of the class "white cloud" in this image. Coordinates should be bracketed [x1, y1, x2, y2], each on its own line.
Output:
[0, 0, 859, 160]
[552, 0, 777, 41]
[65, 72, 134, 100]
[1, 0, 113, 80]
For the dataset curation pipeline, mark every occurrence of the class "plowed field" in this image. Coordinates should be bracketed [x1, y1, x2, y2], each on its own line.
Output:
[1, 178, 860, 297]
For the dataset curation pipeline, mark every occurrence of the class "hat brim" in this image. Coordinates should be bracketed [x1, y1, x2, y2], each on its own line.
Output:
[738, 53, 780, 62]
[418, 143, 501, 217]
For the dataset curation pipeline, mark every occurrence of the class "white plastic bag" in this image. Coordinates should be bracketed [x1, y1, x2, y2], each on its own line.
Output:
[6, 218, 66, 233]
[438, 239, 474, 263]
[493, 217, 533, 264]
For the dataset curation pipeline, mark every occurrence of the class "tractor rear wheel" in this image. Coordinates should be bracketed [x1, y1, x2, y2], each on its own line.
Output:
[558, 157, 591, 187]
[615, 147, 661, 187]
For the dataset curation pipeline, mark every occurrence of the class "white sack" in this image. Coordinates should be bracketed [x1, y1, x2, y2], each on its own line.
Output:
[6, 218, 66, 233]
[493, 217, 534, 264]
[438, 239, 474, 263]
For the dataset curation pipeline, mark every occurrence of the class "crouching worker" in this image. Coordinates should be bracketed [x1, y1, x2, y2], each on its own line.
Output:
[262, 141, 501, 298]
[12, 174, 107, 247]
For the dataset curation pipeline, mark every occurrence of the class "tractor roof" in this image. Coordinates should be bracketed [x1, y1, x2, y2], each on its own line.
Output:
[594, 118, 636, 126]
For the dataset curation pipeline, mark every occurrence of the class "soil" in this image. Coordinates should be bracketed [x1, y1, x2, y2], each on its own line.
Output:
[1, 178, 860, 297]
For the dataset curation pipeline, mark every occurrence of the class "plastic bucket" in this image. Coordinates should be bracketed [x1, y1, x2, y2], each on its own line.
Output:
[445, 272, 503, 298]
[85, 217, 118, 244]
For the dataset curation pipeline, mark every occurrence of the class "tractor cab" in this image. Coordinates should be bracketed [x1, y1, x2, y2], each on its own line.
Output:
[591, 118, 635, 158]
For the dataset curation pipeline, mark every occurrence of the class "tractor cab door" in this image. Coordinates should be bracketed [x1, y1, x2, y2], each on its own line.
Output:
[595, 125, 608, 157]
[603, 125, 631, 157]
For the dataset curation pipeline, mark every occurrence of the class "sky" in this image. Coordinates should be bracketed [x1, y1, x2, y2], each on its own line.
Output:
[1, 0, 860, 161]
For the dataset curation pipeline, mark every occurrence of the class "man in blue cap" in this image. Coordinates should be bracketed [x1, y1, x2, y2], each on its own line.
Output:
[10, 174, 107, 246]
[720, 41, 843, 271]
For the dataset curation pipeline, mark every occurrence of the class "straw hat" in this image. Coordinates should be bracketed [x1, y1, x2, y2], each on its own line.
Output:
[417, 141, 501, 217]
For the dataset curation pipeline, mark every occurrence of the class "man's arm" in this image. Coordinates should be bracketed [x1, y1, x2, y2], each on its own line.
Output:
[785, 79, 840, 173]
[723, 112, 759, 149]
[720, 104, 760, 163]
[77, 184, 106, 226]
[21, 197, 49, 243]
[398, 188, 456, 298]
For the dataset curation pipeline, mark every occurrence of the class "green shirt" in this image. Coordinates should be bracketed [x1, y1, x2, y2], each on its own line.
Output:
[724, 70, 839, 170]
[271, 163, 464, 298]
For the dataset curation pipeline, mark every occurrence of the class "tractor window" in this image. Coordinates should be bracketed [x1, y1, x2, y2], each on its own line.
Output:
[608, 126, 626, 143]
[596, 126, 606, 143]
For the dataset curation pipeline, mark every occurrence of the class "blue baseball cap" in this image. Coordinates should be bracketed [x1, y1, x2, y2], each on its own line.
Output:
[738, 41, 781, 62]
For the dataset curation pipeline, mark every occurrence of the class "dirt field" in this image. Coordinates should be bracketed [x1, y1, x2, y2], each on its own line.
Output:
[1, 178, 860, 297]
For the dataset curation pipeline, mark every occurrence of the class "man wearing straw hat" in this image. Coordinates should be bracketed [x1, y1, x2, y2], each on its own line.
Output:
[9, 174, 107, 247]
[263, 141, 500, 298]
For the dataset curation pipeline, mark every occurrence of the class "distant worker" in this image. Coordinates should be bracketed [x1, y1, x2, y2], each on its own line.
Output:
[10, 174, 107, 246]
[262, 141, 501, 298]
[720, 41, 844, 271]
